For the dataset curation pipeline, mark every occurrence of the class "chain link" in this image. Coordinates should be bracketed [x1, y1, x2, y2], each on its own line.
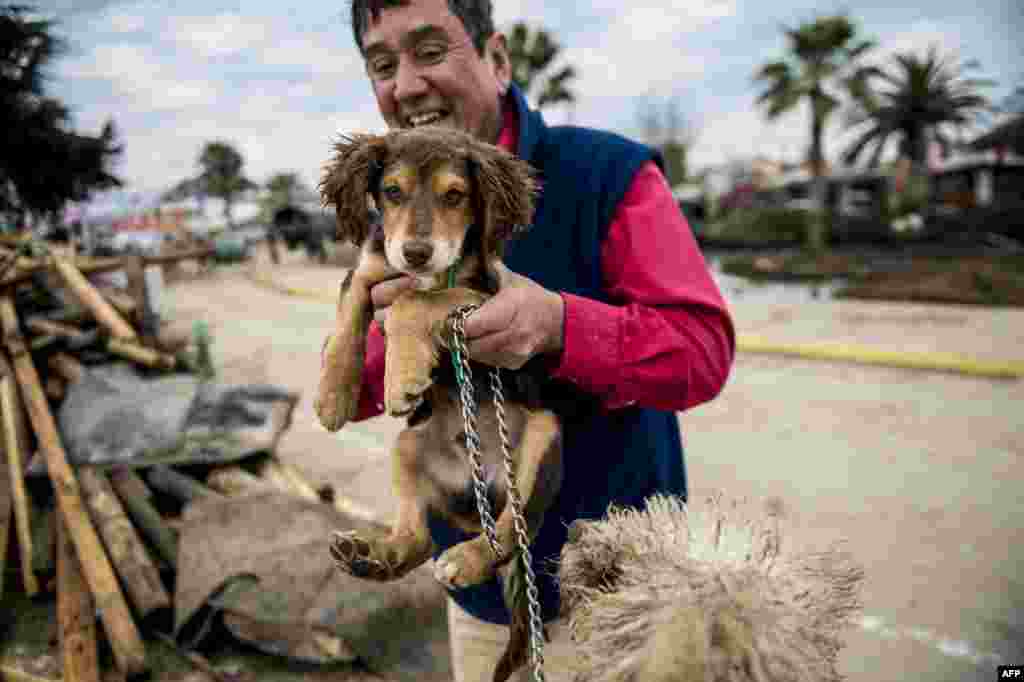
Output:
[448, 304, 546, 682]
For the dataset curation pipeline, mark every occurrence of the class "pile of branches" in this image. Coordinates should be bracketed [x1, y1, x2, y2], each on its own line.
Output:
[0, 237, 344, 680]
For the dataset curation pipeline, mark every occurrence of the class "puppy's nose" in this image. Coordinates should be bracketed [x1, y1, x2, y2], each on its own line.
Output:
[402, 242, 434, 268]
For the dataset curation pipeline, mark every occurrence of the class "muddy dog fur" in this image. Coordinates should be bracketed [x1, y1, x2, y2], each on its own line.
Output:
[558, 493, 865, 682]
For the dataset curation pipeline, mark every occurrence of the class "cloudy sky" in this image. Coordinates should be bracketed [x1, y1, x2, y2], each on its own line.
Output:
[33, 0, 1024, 208]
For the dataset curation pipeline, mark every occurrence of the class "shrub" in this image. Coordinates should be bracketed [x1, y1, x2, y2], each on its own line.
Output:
[704, 206, 817, 245]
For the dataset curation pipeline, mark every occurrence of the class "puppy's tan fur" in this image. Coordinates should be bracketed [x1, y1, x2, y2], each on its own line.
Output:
[315, 128, 560, 681]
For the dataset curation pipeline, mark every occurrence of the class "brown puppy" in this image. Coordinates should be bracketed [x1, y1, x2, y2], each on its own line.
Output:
[315, 127, 564, 680]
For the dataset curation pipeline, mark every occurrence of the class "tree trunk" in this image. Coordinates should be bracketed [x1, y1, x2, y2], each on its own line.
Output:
[807, 111, 829, 252]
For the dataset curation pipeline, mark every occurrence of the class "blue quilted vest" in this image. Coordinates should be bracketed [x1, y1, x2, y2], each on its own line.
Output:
[428, 85, 687, 624]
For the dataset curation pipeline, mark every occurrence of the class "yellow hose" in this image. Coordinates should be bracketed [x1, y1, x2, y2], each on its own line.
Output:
[245, 269, 1024, 380]
[738, 334, 1024, 379]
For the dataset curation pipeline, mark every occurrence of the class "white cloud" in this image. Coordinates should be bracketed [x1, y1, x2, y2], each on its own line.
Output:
[688, 99, 865, 171]
[259, 37, 364, 77]
[64, 44, 216, 111]
[168, 14, 274, 58]
[105, 12, 146, 33]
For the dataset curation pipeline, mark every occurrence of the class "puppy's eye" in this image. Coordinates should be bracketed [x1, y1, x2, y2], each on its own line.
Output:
[381, 185, 403, 203]
[442, 189, 465, 207]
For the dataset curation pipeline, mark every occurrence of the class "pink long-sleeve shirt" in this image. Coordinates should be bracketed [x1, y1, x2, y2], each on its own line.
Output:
[351, 108, 734, 420]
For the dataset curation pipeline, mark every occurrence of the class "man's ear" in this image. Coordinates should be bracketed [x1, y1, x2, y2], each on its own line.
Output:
[486, 32, 512, 96]
[467, 140, 538, 257]
[319, 134, 389, 245]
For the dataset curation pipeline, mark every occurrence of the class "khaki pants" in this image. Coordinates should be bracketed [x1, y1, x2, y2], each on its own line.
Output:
[447, 597, 575, 681]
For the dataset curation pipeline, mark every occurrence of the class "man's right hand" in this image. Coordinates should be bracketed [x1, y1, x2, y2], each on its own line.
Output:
[368, 275, 416, 328]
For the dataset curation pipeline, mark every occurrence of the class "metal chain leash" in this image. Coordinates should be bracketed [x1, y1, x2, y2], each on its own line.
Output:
[448, 304, 546, 682]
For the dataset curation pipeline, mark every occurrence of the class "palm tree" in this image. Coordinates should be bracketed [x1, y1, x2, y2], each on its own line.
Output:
[506, 22, 577, 110]
[197, 141, 255, 227]
[753, 15, 875, 249]
[843, 46, 993, 182]
[265, 172, 308, 208]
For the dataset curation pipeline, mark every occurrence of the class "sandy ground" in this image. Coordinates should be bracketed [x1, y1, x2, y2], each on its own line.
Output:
[161, 246, 1024, 681]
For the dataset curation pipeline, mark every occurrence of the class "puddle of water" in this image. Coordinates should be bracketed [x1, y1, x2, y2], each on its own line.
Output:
[707, 256, 847, 305]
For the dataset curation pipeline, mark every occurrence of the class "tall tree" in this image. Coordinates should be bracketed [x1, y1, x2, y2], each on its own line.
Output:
[637, 96, 697, 187]
[1, 4, 122, 222]
[842, 46, 993, 178]
[168, 141, 256, 227]
[506, 22, 577, 110]
[264, 172, 309, 209]
[753, 14, 875, 249]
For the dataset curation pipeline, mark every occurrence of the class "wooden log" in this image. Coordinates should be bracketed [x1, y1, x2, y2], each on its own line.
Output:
[25, 317, 91, 344]
[51, 257, 138, 341]
[206, 465, 275, 496]
[146, 465, 222, 505]
[106, 337, 176, 371]
[0, 256, 125, 289]
[0, 359, 39, 596]
[102, 290, 138, 319]
[57, 517, 101, 682]
[48, 352, 85, 384]
[109, 467, 178, 570]
[0, 415, 9, 601]
[144, 245, 214, 266]
[78, 467, 171, 625]
[122, 255, 146, 329]
[0, 296, 148, 677]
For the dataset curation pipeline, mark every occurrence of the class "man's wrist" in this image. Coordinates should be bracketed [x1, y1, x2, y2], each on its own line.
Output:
[543, 290, 566, 357]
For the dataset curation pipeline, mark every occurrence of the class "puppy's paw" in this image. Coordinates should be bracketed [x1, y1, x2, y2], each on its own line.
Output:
[314, 390, 355, 432]
[329, 530, 395, 581]
[434, 538, 499, 589]
[384, 377, 432, 417]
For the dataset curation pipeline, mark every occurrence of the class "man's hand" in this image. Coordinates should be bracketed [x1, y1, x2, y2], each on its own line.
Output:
[463, 263, 564, 370]
[369, 275, 417, 327]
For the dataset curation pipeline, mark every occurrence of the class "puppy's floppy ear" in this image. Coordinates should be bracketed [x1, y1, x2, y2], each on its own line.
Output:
[319, 133, 389, 245]
[466, 142, 539, 256]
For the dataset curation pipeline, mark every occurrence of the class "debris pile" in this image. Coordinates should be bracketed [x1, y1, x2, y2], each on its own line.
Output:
[0, 237, 404, 680]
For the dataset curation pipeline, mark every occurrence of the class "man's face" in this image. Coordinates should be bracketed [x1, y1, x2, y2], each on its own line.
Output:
[360, 0, 510, 143]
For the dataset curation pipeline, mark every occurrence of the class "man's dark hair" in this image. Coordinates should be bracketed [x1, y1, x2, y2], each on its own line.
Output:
[350, 0, 495, 55]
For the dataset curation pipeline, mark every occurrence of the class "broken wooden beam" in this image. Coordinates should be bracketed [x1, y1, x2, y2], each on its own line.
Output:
[1, 356, 39, 597]
[146, 465, 222, 505]
[78, 467, 172, 627]
[106, 337, 176, 371]
[0, 295, 148, 677]
[25, 317, 93, 345]
[51, 257, 138, 341]
[109, 467, 178, 570]
[57, 517, 101, 682]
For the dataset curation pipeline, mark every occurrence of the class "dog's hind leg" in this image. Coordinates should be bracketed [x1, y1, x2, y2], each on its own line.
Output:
[434, 408, 563, 590]
[329, 426, 435, 580]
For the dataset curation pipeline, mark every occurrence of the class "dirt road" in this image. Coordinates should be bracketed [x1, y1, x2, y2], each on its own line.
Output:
[163, 248, 1024, 681]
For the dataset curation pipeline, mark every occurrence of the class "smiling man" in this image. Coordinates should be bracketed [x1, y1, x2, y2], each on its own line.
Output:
[338, 0, 735, 679]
